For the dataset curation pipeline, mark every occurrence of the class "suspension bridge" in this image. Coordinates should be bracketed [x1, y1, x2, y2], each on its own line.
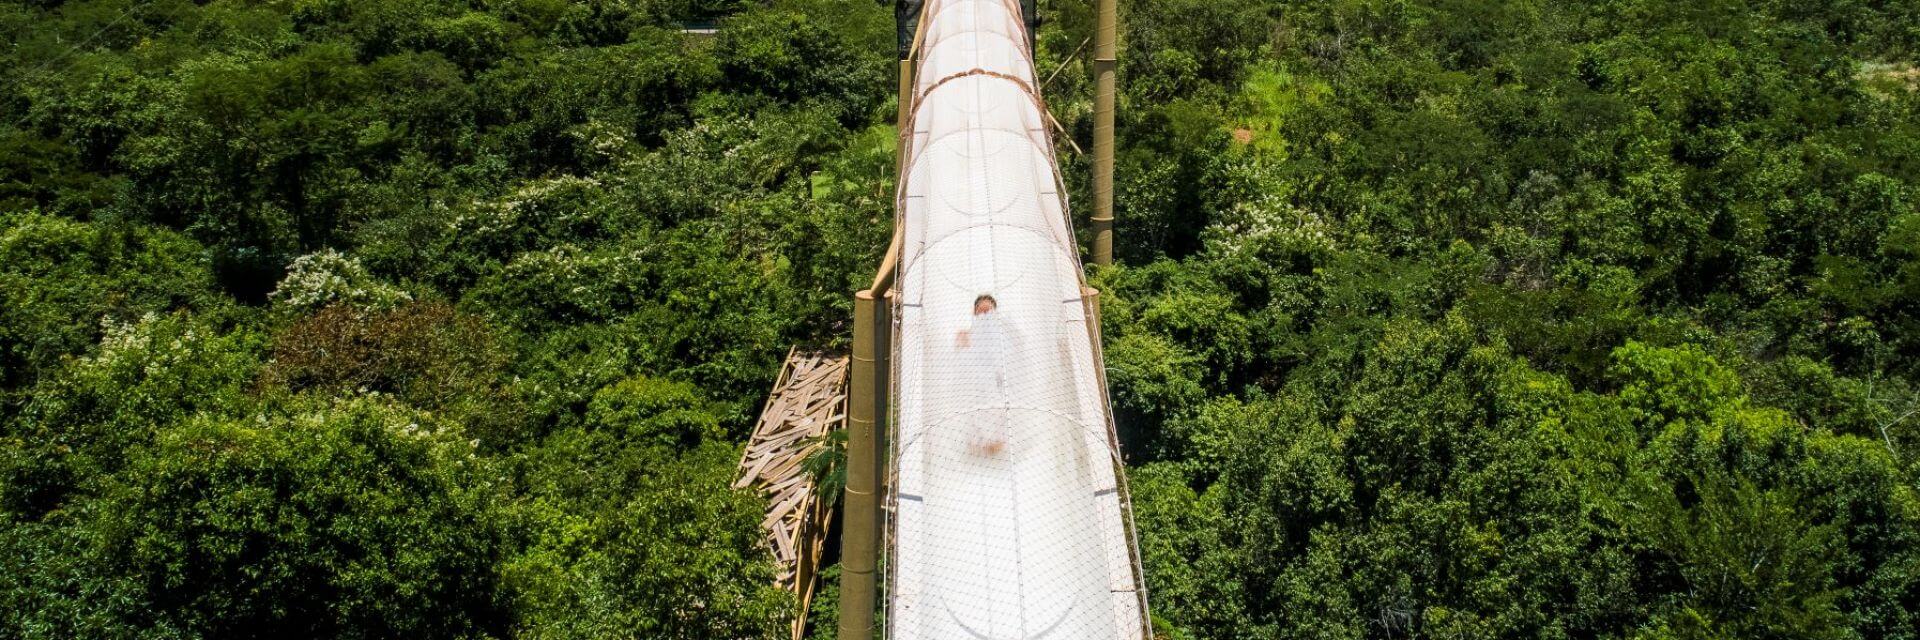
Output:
[740, 0, 1146, 637]
[878, 0, 1146, 636]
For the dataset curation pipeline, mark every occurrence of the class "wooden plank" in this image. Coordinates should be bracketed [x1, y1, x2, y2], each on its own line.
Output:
[738, 451, 779, 488]
[763, 492, 802, 528]
[764, 470, 809, 494]
[774, 522, 795, 559]
[732, 348, 851, 640]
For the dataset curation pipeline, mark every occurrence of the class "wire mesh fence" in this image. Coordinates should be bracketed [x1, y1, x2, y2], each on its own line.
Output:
[885, 0, 1149, 637]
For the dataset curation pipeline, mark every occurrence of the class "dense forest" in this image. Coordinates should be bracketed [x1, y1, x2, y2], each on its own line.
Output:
[1, 0, 1917, 638]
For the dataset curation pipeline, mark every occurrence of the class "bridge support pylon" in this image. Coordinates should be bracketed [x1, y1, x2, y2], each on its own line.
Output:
[1091, 0, 1117, 266]
[839, 289, 890, 640]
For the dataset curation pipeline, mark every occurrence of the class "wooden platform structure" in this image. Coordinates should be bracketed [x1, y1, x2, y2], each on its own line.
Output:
[735, 348, 849, 639]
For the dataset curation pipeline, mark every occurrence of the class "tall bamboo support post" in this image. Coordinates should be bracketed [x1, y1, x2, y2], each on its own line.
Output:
[839, 290, 887, 640]
[1090, 0, 1117, 266]
[898, 59, 913, 133]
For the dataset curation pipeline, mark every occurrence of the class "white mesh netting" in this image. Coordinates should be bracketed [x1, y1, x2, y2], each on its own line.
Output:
[886, 0, 1149, 638]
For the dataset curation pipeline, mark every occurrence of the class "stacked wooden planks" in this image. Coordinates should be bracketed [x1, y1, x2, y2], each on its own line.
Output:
[735, 348, 849, 639]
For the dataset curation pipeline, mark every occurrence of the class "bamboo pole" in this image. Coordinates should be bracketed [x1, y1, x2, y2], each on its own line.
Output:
[1091, 0, 1117, 266]
[898, 58, 913, 138]
[838, 290, 885, 640]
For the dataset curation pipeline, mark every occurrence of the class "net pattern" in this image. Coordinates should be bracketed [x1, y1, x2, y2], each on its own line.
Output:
[886, 0, 1149, 638]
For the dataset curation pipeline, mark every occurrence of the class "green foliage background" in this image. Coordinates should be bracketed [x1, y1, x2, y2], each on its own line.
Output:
[0, 0, 1917, 637]
[2, 0, 891, 635]
[1037, 0, 1920, 637]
